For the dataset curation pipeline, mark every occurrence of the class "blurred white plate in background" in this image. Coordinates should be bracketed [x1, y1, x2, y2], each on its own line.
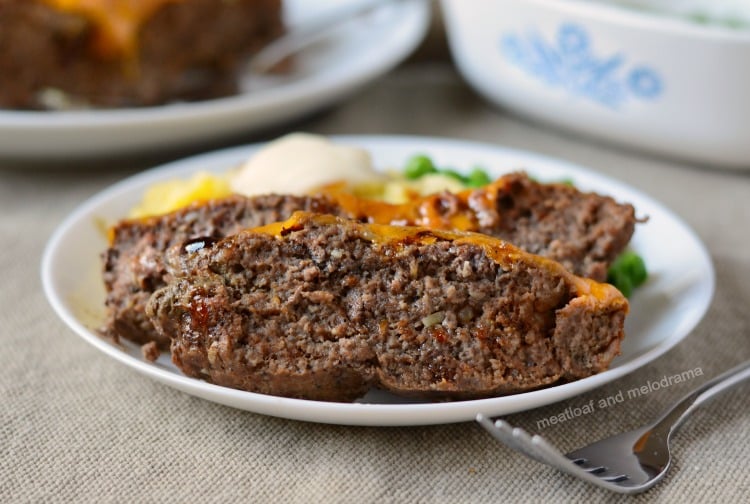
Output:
[0, 0, 429, 160]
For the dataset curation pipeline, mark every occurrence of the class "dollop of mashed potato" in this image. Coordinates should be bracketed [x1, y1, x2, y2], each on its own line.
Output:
[230, 133, 383, 196]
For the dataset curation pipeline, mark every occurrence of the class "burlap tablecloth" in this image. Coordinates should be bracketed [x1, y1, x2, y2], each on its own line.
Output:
[2, 22, 749, 502]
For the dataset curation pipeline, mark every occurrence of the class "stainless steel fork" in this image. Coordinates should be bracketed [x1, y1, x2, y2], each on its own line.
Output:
[477, 360, 750, 494]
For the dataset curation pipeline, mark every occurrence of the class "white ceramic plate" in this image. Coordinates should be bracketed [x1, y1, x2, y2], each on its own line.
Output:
[0, 0, 429, 160]
[41, 136, 715, 426]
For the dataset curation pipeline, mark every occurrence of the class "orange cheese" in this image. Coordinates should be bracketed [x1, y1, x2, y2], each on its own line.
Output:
[42, 0, 181, 58]
[317, 176, 503, 232]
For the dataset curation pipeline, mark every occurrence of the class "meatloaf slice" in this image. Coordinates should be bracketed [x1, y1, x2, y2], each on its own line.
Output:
[0, 0, 283, 108]
[103, 172, 637, 348]
[102, 194, 340, 348]
[327, 171, 638, 282]
[147, 212, 628, 402]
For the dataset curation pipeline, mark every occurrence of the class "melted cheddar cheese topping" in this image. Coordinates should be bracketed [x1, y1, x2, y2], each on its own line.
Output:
[317, 176, 502, 232]
[42, 0, 181, 58]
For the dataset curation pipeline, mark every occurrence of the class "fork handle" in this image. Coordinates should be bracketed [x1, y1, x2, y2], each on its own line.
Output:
[651, 360, 750, 437]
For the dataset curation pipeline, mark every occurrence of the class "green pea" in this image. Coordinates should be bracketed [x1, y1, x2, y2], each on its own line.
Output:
[609, 269, 634, 298]
[619, 251, 648, 286]
[404, 155, 437, 179]
[607, 251, 648, 297]
[464, 167, 492, 188]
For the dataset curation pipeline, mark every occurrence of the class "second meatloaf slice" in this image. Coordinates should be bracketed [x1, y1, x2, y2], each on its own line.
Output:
[147, 212, 629, 402]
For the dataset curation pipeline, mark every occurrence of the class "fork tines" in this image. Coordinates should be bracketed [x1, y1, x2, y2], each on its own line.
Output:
[475, 414, 631, 492]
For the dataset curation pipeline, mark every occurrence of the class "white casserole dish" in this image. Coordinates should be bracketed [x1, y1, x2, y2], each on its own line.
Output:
[441, 0, 750, 169]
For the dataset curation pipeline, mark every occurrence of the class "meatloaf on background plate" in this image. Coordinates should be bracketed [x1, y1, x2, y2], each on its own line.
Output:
[0, 0, 283, 109]
[147, 212, 629, 402]
[102, 172, 637, 349]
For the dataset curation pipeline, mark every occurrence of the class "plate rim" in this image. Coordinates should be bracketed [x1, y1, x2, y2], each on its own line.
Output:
[41, 134, 716, 426]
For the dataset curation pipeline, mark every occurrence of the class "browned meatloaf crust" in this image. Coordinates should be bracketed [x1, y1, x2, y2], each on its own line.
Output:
[0, 0, 283, 109]
[102, 172, 637, 348]
[147, 212, 629, 401]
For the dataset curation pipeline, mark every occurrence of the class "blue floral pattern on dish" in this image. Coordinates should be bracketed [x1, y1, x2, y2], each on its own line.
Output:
[501, 24, 663, 108]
